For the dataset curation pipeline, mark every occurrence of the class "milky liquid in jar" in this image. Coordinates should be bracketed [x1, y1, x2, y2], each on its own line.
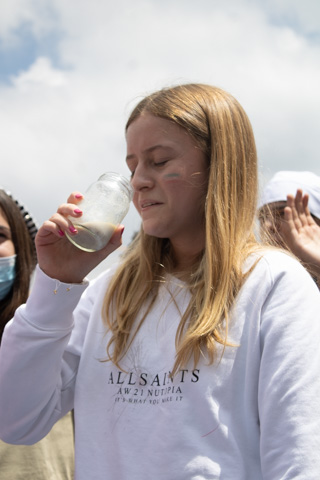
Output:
[66, 172, 133, 252]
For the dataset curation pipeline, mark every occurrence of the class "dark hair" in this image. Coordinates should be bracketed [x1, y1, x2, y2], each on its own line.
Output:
[0, 190, 37, 341]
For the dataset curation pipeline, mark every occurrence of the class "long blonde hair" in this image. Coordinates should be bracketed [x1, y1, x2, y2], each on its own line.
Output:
[103, 84, 260, 375]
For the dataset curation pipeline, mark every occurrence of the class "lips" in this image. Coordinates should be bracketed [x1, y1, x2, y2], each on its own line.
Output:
[140, 200, 161, 209]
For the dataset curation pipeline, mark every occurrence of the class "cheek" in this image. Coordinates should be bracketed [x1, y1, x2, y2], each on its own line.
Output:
[262, 218, 278, 232]
[164, 174, 207, 206]
[0, 240, 15, 257]
[161, 173, 183, 191]
[159, 173, 184, 198]
[162, 179, 184, 200]
[133, 193, 140, 213]
[163, 173, 181, 180]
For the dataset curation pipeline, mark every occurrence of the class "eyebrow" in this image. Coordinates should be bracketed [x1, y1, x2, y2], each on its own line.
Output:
[126, 145, 175, 162]
[0, 225, 11, 235]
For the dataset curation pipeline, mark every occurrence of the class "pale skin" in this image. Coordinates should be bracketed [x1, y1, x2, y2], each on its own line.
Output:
[126, 113, 208, 271]
[36, 113, 208, 282]
[282, 189, 320, 280]
[259, 189, 320, 284]
[0, 210, 15, 258]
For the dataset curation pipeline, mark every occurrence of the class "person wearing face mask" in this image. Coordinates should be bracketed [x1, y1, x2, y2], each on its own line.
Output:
[0, 189, 75, 479]
[0, 190, 37, 335]
[0, 255, 16, 306]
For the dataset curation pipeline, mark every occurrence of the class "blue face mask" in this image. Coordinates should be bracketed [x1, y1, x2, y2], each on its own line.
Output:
[0, 255, 16, 301]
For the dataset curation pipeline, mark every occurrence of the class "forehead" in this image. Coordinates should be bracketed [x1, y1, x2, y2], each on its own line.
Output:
[0, 209, 10, 229]
[126, 113, 192, 150]
[260, 201, 287, 212]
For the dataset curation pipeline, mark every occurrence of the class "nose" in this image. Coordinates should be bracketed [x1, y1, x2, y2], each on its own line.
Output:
[131, 163, 154, 192]
[263, 216, 281, 237]
[264, 217, 275, 231]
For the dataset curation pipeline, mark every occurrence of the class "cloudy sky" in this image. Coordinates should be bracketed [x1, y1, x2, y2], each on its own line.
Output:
[1, 0, 320, 270]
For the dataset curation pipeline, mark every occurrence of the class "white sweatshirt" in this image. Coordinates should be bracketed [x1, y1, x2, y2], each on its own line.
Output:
[0, 250, 320, 479]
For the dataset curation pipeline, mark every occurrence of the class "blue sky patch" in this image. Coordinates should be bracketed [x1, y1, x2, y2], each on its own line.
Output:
[0, 23, 63, 84]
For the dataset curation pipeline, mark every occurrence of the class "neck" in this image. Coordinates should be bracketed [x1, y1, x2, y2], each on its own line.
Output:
[170, 236, 205, 275]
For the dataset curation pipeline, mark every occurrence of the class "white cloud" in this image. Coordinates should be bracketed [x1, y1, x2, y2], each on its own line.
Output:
[0, 0, 58, 46]
[11, 56, 67, 88]
[0, 0, 320, 260]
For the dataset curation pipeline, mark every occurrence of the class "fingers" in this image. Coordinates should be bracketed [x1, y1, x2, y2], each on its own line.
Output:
[48, 197, 83, 236]
[282, 189, 318, 249]
[109, 225, 125, 246]
[285, 189, 309, 228]
[283, 205, 293, 223]
[294, 189, 314, 225]
[39, 191, 124, 251]
[67, 192, 84, 204]
[57, 201, 83, 219]
[294, 189, 305, 218]
[52, 192, 84, 235]
[284, 193, 298, 230]
[302, 192, 309, 209]
[302, 192, 313, 221]
[37, 205, 82, 242]
[281, 205, 296, 246]
[282, 191, 304, 243]
[36, 216, 69, 242]
[38, 192, 84, 239]
[99, 225, 124, 254]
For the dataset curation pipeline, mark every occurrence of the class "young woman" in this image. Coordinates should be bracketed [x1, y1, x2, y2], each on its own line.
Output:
[0, 85, 319, 479]
[0, 189, 37, 337]
[0, 189, 75, 480]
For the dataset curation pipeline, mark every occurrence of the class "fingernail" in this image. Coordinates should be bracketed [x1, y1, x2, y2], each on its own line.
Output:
[120, 226, 125, 236]
[58, 229, 65, 237]
[69, 226, 77, 234]
[75, 194, 83, 199]
[74, 208, 82, 214]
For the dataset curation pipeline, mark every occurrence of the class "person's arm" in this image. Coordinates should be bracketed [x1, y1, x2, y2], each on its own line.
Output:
[0, 266, 89, 444]
[281, 189, 320, 284]
[0, 193, 123, 444]
[258, 254, 320, 479]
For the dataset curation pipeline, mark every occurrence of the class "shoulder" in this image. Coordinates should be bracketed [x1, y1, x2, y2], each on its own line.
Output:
[245, 248, 314, 285]
[234, 249, 320, 352]
[239, 248, 320, 311]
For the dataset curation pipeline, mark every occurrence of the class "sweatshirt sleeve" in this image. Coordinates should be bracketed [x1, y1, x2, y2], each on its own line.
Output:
[0, 265, 89, 445]
[258, 253, 320, 479]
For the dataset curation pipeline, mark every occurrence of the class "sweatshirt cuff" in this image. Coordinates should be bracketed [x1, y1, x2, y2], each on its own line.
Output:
[22, 265, 89, 330]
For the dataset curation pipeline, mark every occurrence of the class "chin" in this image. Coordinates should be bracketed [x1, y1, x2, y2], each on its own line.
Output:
[142, 221, 167, 238]
[141, 224, 168, 239]
[143, 230, 168, 239]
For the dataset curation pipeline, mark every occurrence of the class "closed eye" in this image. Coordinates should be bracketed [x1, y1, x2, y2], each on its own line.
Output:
[0, 227, 11, 241]
[0, 233, 10, 244]
[154, 160, 168, 167]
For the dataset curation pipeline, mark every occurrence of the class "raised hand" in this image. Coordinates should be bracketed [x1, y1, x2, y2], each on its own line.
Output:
[281, 189, 320, 282]
[35, 192, 124, 284]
